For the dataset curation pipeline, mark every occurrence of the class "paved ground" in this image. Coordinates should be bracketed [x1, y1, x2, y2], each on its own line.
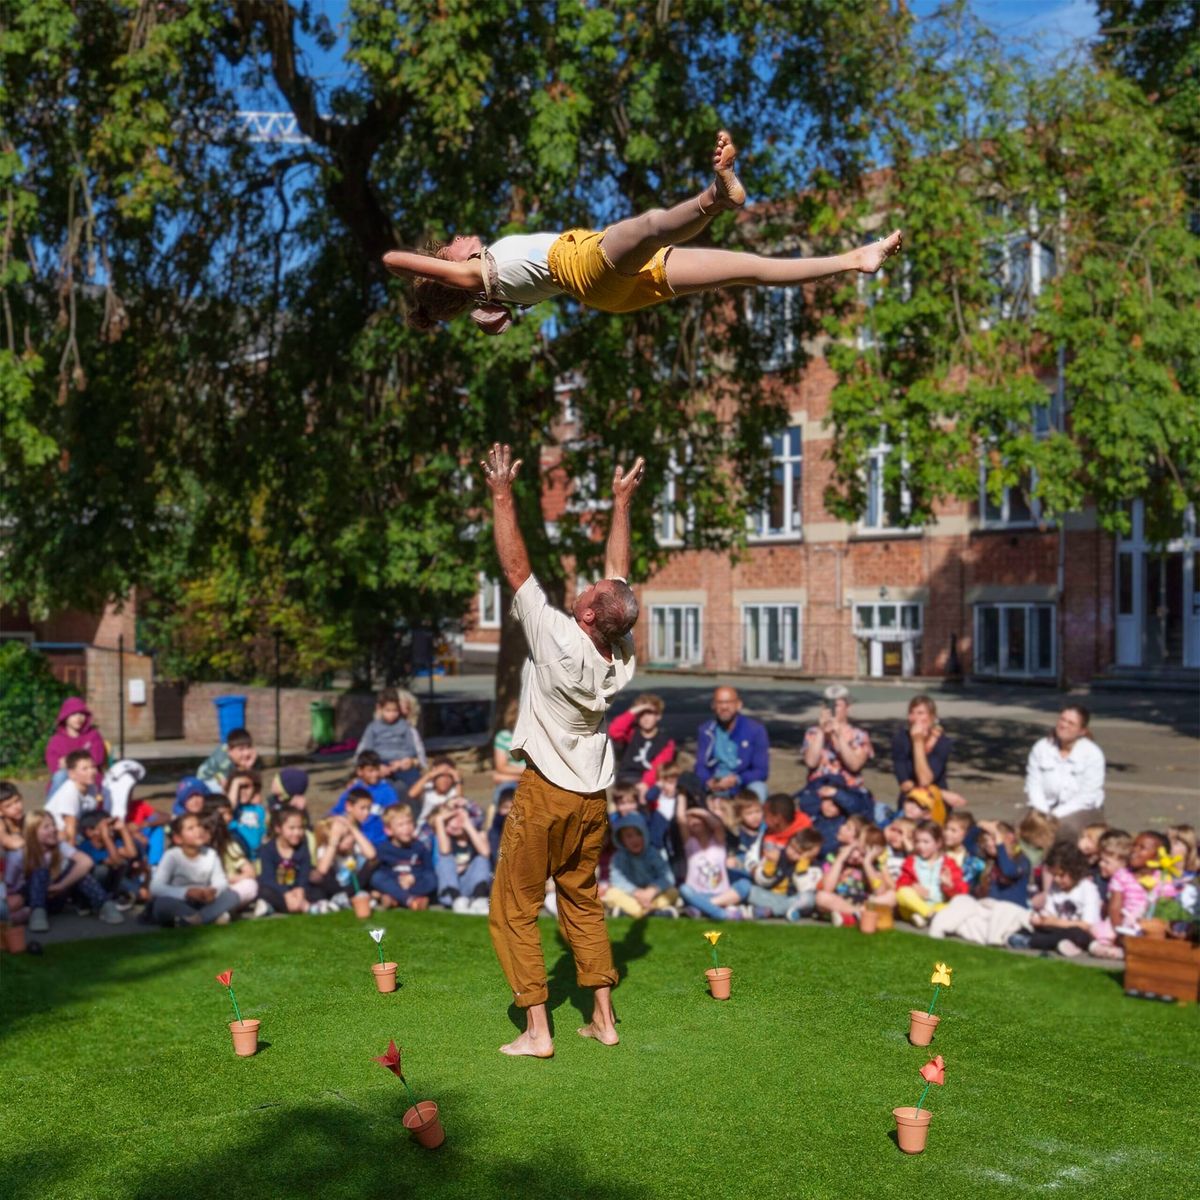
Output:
[8, 674, 1196, 953]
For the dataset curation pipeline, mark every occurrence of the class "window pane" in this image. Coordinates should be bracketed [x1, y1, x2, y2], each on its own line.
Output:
[744, 608, 760, 662]
[866, 457, 882, 527]
[1005, 607, 1027, 673]
[784, 607, 799, 663]
[978, 607, 999, 672]
[879, 605, 897, 629]
[857, 605, 874, 630]
[1118, 552, 1133, 616]
[1036, 606, 1054, 672]
[1008, 478, 1033, 524]
[768, 463, 785, 534]
[766, 607, 781, 663]
[787, 427, 801, 458]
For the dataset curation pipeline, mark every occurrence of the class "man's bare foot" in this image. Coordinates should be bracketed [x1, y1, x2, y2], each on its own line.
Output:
[856, 229, 903, 273]
[577, 1021, 620, 1046]
[711, 130, 746, 210]
[499, 1031, 554, 1058]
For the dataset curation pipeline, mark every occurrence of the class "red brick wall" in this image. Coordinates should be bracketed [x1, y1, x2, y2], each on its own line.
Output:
[86, 647, 156, 744]
[183, 682, 339, 749]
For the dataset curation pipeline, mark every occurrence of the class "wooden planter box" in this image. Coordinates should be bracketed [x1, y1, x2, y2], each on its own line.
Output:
[1124, 937, 1200, 1002]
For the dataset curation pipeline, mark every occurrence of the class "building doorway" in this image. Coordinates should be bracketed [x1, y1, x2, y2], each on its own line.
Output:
[1115, 501, 1199, 669]
[854, 601, 922, 677]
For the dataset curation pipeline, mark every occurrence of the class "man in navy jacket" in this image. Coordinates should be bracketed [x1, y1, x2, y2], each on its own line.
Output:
[694, 686, 770, 802]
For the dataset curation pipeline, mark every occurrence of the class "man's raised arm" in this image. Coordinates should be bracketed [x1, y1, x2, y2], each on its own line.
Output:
[604, 456, 646, 580]
[481, 443, 532, 593]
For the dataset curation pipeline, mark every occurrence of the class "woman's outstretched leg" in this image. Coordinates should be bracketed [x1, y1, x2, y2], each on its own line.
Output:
[601, 131, 745, 273]
[664, 230, 903, 294]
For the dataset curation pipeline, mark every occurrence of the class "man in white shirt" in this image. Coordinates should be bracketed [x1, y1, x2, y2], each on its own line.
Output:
[1024, 704, 1106, 839]
[482, 442, 644, 1059]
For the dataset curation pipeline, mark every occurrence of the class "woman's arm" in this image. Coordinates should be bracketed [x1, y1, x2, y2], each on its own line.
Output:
[802, 728, 825, 772]
[382, 250, 483, 291]
[832, 726, 870, 775]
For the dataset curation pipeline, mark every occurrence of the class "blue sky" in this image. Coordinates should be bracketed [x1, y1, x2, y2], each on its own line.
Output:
[239, 1, 1103, 113]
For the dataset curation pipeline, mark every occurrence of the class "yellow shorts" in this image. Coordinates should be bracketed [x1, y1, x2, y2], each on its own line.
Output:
[548, 228, 675, 314]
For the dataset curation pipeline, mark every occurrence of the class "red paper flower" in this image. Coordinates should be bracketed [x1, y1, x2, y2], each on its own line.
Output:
[216, 970, 233, 988]
[373, 1038, 403, 1078]
[919, 1055, 946, 1086]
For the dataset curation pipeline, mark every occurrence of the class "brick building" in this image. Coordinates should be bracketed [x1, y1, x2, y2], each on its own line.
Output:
[464, 352, 1198, 688]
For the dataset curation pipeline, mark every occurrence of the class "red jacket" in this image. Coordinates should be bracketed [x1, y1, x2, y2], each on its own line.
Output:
[895, 853, 968, 898]
[608, 709, 676, 787]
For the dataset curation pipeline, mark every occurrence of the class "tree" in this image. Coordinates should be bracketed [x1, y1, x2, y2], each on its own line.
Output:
[3, 0, 910, 707]
[822, 4, 1199, 541]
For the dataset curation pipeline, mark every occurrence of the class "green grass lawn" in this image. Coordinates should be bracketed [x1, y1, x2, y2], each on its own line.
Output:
[2, 912, 1197, 1200]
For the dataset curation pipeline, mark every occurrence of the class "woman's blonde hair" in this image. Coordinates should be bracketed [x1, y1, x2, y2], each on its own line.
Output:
[314, 817, 337, 849]
[1168, 824, 1199, 872]
[408, 244, 474, 331]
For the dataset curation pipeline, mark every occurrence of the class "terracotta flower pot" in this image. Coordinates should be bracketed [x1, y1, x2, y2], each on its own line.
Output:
[892, 1106, 933, 1153]
[229, 1019, 261, 1057]
[403, 1100, 445, 1149]
[351, 892, 373, 919]
[859, 907, 879, 935]
[705, 966, 733, 1000]
[872, 903, 895, 931]
[372, 961, 398, 993]
[2, 924, 27, 954]
[908, 1010, 940, 1046]
[1139, 918, 1169, 940]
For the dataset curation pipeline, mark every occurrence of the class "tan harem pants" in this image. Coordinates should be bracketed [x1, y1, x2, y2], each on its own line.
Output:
[489, 764, 618, 1008]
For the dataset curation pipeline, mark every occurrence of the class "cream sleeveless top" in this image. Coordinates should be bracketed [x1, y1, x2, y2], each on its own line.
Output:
[483, 233, 563, 305]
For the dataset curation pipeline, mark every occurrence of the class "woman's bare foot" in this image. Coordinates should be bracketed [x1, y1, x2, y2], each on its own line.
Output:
[577, 1021, 620, 1046]
[499, 1031, 554, 1058]
[856, 229, 903, 274]
[711, 130, 746, 210]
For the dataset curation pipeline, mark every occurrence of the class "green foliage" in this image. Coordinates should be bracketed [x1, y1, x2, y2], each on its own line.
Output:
[822, 4, 1199, 536]
[0, 640, 69, 773]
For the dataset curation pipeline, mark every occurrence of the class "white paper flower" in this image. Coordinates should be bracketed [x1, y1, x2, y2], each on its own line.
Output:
[369, 928, 385, 944]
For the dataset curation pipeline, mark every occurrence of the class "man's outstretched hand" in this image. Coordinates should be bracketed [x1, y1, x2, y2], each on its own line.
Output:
[481, 443, 523, 496]
[612, 456, 646, 506]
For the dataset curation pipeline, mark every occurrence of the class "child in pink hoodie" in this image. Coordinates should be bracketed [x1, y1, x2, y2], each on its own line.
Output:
[45, 697, 108, 792]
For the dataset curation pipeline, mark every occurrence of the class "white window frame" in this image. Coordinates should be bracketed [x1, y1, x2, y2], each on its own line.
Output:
[979, 390, 1063, 529]
[648, 604, 703, 666]
[741, 603, 803, 667]
[982, 201, 1057, 325]
[860, 434, 914, 532]
[477, 574, 502, 629]
[748, 426, 803, 541]
[655, 447, 695, 547]
[973, 602, 1057, 679]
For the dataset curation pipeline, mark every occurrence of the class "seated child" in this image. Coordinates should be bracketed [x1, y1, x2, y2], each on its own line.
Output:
[356, 687, 427, 789]
[10, 809, 123, 932]
[798, 788, 851, 859]
[816, 823, 892, 928]
[943, 811, 986, 891]
[203, 798, 259, 915]
[645, 760, 685, 824]
[173, 777, 211, 817]
[77, 812, 141, 906]
[45, 750, 103, 843]
[895, 819, 968, 928]
[148, 812, 243, 926]
[197, 726, 258, 794]
[257, 808, 342, 915]
[1008, 841, 1101, 957]
[1168, 824, 1198, 879]
[269, 767, 310, 818]
[605, 811, 679, 918]
[432, 797, 493, 913]
[407, 756, 464, 827]
[612, 783, 671, 860]
[339, 787, 388, 846]
[610, 693, 677, 792]
[1087, 828, 1135, 959]
[883, 817, 915, 880]
[928, 820, 1033, 945]
[1, 780, 25, 852]
[371, 806, 436, 910]
[334, 751, 400, 821]
[1017, 809, 1059, 869]
[748, 826, 824, 920]
[727, 791, 764, 882]
[227, 769, 269, 857]
[314, 815, 378, 901]
[676, 803, 749, 921]
[1077, 820, 1110, 897]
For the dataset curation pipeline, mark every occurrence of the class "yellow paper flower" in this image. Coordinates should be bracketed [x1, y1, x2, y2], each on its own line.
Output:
[1137, 874, 1158, 892]
[930, 962, 953, 988]
[703, 931, 722, 946]
[1147, 851, 1183, 880]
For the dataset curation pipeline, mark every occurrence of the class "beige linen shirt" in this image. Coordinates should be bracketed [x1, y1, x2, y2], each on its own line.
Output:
[510, 575, 636, 793]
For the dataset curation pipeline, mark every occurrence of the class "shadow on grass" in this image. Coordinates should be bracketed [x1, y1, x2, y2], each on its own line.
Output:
[1, 1090, 648, 1200]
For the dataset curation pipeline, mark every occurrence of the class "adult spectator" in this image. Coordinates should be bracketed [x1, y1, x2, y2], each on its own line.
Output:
[491, 699, 525, 802]
[695, 686, 769, 802]
[1024, 704, 1105, 840]
[45, 697, 108, 791]
[801, 685, 874, 794]
[892, 695, 966, 810]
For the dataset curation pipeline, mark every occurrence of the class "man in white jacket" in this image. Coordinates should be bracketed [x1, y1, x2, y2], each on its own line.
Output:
[1024, 704, 1106, 840]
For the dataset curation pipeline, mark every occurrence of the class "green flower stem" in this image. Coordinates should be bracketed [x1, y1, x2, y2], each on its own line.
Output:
[377, 943, 385, 965]
[351, 872, 360, 894]
[400, 1075, 418, 1109]
[927, 984, 940, 1016]
[710, 946, 719, 971]
[914, 1081, 932, 1114]
[227, 988, 244, 1026]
